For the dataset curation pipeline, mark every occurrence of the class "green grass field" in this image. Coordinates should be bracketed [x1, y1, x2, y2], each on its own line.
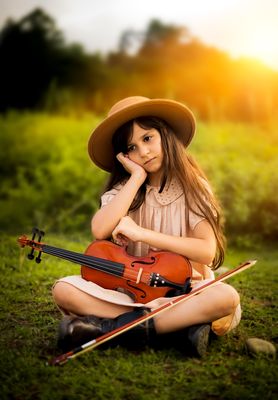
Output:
[0, 233, 277, 400]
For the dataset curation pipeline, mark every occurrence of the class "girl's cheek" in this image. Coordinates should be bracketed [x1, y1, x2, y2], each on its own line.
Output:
[129, 154, 138, 163]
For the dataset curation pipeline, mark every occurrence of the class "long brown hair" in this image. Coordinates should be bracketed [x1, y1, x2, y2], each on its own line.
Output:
[104, 116, 226, 269]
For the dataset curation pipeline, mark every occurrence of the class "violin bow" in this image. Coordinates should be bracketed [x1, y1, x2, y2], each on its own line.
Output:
[49, 258, 257, 366]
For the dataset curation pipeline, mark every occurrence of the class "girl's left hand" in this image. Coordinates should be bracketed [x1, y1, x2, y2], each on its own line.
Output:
[116, 152, 147, 182]
[112, 216, 143, 246]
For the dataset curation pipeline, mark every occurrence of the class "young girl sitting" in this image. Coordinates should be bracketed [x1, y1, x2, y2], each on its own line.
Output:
[52, 96, 241, 357]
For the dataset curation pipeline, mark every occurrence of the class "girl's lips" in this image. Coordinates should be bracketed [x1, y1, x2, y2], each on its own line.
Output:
[144, 157, 155, 165]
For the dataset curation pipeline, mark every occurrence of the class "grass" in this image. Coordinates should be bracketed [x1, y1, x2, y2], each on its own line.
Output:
[0, 232, 277, 400]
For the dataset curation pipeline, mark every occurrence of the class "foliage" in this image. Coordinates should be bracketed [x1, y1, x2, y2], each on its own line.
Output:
[191, 120, 278, 242]
[0, 111, 107, 234]
[0, 111, 277, 244]
[0, 233, 277, 399]
[1, 8, 278, 122]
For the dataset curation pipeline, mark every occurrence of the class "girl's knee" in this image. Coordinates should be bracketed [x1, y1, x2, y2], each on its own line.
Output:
[52, 282, 73, 305]
[226, 284, 240, 305]
[218, 283, 240, 314]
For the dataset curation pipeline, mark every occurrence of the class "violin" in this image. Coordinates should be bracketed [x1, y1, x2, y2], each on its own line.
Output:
[18, 228, 192, 303]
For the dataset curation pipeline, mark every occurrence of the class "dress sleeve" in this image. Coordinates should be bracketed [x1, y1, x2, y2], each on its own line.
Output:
[188, 210, 205, 231]
[188, 179, 215, 231]
[100, 183, 124, 207]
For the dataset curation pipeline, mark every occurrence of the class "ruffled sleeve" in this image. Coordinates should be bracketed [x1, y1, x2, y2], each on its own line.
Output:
[100, 183, 124, 207]
[188, 210, 205, 231]
[188, 178, 216, 231]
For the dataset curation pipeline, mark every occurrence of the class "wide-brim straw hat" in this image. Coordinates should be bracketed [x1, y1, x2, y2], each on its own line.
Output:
[88, 96, 196, 172]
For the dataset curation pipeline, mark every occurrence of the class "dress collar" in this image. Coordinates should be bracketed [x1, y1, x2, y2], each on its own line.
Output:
[146, 178, 184, 205]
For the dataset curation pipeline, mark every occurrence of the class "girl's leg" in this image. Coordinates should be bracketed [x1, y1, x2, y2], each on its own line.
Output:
[53, 282, 154, 352]
[53, 281, 239, 355]
[52, 282, 132, 318]
[154, 283, 240, 334]
[53, 281, 239, 332]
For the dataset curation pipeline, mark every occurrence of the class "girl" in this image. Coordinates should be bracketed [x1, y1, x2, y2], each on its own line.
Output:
[52, 96, 241, 357]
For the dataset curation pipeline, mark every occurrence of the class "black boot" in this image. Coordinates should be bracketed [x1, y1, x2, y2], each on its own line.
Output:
[187, 323, 211, 357]
[152, 323, 211, 357]
[57, 308, 156, 352]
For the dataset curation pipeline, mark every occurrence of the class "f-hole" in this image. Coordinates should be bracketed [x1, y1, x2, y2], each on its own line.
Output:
[131, 257, 156, 267]
[126, 281, 147, 300]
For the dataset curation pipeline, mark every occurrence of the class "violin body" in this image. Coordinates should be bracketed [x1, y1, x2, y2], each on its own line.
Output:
[81, 240, 192, 303]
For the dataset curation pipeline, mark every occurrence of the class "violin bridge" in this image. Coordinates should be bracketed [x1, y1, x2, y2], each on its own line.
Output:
[136, 267, 143, 284]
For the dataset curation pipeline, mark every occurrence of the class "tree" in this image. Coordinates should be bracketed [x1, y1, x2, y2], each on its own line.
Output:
[0, 8, 98, 111]
[0, 9, 64, 109]
[139, 19, 189, 54]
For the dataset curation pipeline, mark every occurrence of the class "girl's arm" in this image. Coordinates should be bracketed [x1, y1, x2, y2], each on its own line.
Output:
[112, 216, 216, 265]
[91, 154, 147, 240]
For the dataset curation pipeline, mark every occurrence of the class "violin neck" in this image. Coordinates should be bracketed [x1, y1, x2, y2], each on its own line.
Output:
[41, 244, 125, 277]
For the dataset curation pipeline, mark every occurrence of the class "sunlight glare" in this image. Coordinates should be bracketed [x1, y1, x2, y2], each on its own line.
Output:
[243, 25, 277, 68]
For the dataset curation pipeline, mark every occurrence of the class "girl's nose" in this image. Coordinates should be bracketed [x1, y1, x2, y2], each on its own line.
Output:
[138, 145, 150, 158]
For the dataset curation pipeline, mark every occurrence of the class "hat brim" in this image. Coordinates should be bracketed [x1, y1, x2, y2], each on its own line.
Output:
[88, 99, 196, 172]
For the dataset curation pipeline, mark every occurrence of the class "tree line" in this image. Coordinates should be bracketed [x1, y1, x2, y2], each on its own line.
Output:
[1, 8, 277, 121]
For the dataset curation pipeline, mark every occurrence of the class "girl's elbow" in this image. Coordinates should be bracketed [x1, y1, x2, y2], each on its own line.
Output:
[202, 252, 215, 266]
[202, 245, 216, 265]
[91, 226, 108, 240]
[91, 219, 108, 240]
[92, 228, 106, 240]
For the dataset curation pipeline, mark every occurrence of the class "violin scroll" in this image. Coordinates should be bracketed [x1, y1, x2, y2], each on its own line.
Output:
[17, 227, 45, 263]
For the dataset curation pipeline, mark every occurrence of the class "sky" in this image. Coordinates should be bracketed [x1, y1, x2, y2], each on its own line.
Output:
[1, 0, 278, 70]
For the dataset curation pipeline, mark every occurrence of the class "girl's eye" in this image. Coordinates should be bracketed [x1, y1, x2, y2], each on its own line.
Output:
[144, 135, 151, 142]
[127, 145, 136, 153]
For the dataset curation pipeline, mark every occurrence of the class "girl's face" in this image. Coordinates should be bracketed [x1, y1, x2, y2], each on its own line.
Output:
[126, 122, 164, 185]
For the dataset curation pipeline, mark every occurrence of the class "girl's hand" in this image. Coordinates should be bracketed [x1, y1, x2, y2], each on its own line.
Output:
[112, 216, 144, 246]
[116, 152, 147, 182]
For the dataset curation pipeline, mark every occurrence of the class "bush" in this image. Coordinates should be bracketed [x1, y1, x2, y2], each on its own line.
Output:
[191, 121, 278, 242]
[0, 111, 107, 233]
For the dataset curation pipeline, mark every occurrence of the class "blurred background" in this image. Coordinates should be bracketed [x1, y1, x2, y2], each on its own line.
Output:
[0, 0, 277, 247]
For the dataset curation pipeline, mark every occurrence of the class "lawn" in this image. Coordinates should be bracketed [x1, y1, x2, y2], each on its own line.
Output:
[0, 233, 277, 400]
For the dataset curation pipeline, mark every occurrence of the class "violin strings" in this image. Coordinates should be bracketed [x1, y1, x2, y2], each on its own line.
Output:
[44, 246, 126, 276]
[45, 245, 123, 269]
[42, 245, 144, 282]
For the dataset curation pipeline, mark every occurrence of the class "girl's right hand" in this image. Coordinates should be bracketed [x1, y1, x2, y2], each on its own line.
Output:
[116, 152, 147, 182]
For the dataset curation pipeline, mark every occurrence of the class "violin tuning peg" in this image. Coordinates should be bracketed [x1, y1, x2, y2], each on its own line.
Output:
[37, 229, 45, 242]
[31, 227, 38, 240]
[35, 255, 42, 263]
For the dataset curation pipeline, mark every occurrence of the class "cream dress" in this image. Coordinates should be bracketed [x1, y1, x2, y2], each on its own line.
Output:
[56, 178, 241, 336]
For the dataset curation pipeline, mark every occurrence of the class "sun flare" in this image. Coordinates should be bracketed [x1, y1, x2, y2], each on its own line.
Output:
[235, 18, 278, 69]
